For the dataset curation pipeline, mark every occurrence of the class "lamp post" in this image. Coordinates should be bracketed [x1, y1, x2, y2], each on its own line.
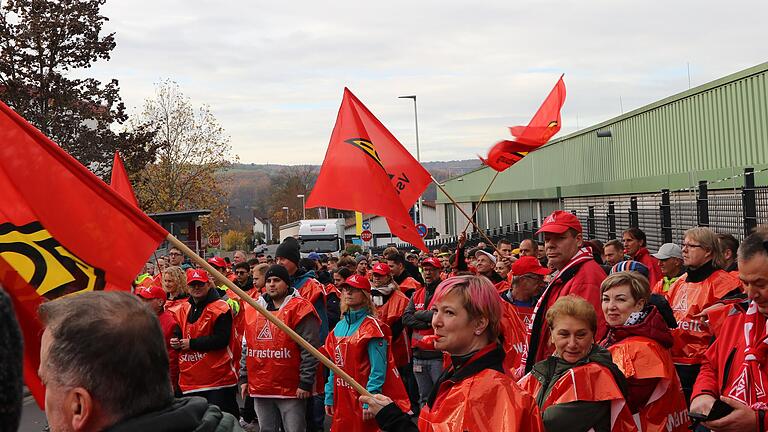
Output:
[282, 206, 289, 224]
[398, 95, 421, 224]
[296, 194, 306, 219]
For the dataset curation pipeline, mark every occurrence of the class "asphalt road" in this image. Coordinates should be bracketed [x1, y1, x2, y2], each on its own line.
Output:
[19, 395, 47, 432]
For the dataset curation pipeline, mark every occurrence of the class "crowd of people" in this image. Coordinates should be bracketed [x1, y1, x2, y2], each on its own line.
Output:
[6, 209, 768, 432]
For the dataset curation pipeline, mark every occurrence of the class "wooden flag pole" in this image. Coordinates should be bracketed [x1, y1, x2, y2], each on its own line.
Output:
[431, 177, 498, 251]
[166, 234, 372, 398]
[462, 170, 500, 233]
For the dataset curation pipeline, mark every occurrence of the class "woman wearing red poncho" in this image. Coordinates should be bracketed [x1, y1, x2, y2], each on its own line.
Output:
[519, 295, 637, 432]
[324, 274, 410, 432]
[599, 272, 689, 431]
[360, 275, 545, 432]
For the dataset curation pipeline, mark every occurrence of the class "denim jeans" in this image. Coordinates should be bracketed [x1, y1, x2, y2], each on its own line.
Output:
[413, 357, 444, 407]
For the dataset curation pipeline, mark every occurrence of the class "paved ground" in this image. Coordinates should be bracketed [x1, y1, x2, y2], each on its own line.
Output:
[20, 395, 47, 432]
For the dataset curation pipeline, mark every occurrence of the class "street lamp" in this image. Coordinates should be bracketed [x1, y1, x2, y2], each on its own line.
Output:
[399, 95, 421, 224]
[282, 206, 289, 224]
[296, 194, 306, 219]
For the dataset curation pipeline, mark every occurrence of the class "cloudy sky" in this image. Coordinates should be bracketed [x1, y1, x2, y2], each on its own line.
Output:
[86, 0, 768, 165]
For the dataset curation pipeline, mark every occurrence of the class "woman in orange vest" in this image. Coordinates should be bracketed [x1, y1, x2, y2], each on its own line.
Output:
[324, 274, 410, 432]
[169, 269, 239, 418]
[665, 227, 742, 402]
[519, 295, 637, 432]
[360, 275, 545, 432]
[599, 272, 689, 432]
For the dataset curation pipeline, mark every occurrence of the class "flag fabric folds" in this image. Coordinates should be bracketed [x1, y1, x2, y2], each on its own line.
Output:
[306, 88, 431, 251]
[482, 75, 566, 172]
[110, 151, 140, 207]
[0, 100, 168, 407]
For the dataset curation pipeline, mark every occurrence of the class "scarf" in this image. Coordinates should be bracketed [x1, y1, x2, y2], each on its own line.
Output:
[728, 301, 768, 407]
[531, 247, 594, 318]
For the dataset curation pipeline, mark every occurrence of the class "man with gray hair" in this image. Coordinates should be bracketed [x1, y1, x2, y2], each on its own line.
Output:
[38, 291, 241, 431]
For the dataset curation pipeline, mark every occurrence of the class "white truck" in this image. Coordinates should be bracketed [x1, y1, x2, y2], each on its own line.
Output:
[297, 218, 346, 258]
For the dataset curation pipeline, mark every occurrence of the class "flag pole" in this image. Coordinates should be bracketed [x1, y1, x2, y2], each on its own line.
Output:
[431, 177, 498, 251]
[165, 234, 372, 398]
[462, 170, 500, 233]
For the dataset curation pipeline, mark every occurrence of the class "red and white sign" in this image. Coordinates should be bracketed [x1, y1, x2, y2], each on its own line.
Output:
[360, 230, 373, 242]
[208, 233, 221, 248]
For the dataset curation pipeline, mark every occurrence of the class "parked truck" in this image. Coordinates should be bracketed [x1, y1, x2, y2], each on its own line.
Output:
[297, 218, 346, 258]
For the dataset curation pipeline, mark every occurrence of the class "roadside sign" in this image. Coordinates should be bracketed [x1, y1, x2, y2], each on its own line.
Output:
[362, 221, 370, 230]
[416, 223, 428, 238]
[361, 230, 373, 242]
[208, 233, 221, 248]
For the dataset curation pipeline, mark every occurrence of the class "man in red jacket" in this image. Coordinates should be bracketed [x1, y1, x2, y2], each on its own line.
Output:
[690, 228, 768, 431]
[137, 284, 181, 395]
[524, 210, 608, 372]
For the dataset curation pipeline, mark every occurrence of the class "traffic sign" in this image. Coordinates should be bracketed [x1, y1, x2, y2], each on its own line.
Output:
[208, 233, 221, 248]
[360, 230, 373, 242]
[416, 223, 428, 238]
[362, 221, 370, 230]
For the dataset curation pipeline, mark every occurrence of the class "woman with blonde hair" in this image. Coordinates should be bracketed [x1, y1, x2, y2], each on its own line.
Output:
[161, 265, 188, 312]
[519, 295, 636, 432]
[324, 274, 410, 432]
[360, 275, 544, 432]
[665, 227, 742, 401]
[599, 272, 689, 431]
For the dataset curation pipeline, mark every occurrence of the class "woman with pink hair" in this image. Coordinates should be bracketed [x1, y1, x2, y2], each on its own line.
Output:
[359, 275, 544, 432]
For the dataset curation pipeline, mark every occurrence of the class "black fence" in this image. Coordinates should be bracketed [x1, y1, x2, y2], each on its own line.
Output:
[377, 167, 768, 254]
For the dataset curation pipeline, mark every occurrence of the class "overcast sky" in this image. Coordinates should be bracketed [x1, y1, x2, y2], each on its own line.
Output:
[87, 0, 768, 165]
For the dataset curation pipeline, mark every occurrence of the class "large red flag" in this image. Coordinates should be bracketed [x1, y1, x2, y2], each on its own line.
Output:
[110, 151, 140, 207]
[0, 100, 167, 407]
[482, 75, 566, 172]
[306, 88, 431, 251]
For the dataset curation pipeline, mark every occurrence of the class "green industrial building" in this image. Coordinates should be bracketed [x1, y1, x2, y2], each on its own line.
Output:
[433, 61, 768, 250]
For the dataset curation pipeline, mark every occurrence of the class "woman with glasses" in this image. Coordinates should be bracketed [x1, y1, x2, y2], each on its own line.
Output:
[665, 227, 742, 402]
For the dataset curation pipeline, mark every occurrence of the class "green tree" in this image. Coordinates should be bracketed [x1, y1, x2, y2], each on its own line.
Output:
[133, 80, 236, 230]
[0, 0, 156, 177]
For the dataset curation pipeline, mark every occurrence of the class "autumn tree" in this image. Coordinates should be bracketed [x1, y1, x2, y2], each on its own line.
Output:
[134, 80, 236, 230]
[0, 0, 157, 177]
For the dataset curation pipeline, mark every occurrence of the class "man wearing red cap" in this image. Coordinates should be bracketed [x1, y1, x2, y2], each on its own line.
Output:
[525, 210, 608, 371]
[502, 256, 549, 337]
[137, 284, 181, 395]
[169, 269, 239, 417]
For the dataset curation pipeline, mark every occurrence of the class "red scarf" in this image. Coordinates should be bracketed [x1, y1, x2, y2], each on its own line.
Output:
[728, 301, 768, 407]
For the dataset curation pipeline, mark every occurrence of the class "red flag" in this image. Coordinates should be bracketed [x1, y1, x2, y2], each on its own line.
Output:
[306, 88, 431, 251]
[0, 100, 168, 407]
[482, 75, 566, 172]
[110, 151, 140, 207]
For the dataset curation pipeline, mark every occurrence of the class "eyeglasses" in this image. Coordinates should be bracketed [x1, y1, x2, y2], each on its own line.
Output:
[168, 252, 182, 256]
[235, 270, 248, 275]
[681, 243, 703, 250]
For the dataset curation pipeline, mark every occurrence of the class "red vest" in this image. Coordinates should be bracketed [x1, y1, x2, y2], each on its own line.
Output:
[174, 300, 238, 393]
[410, 287, 435, 351]
[518, 362, 637, 432]
[499, 301, 529, 379]
[244, 294, 319, 397]
[158, 310, 180, 391]
[299, 277, 326, 304]
[419, 368, 544, 432]
[376, 290, 411, 367]
[666, 270, 741, 364]
[398, 276, 423, 296]
[325, 316, 410, 432]
[608, 337, 690, 432]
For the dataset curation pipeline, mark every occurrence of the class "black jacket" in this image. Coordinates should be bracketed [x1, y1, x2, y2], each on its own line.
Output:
[185, 289, 233, 352]
[105, 396, 241, 432]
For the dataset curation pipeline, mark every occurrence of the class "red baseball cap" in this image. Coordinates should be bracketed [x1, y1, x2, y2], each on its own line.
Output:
[187, 269, 210, 284]
[339, 274, 371, 292]
[511, 256, 550, 276]
[136, 284, 166, 301]
[207, 256, 227, 268]
[371, 263, 391, 276]
[536, 210, 582, 235]
[421, 257, 442, 268]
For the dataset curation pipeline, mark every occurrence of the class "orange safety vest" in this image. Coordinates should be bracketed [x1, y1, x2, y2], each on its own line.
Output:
[299, 277, 326, 304]
[398, 276, 423, 296]
[608, 337, 690, 432]
[410, 287, 435, 351]
[325, 316, 410, 432]
[376, 290, 412, 368]
[519, 362, 638, 432]
[243, 294, 319, 398]
[174, 300, 237, 393]
[419, 368, 544, 432]
[666, 270, 742, 364]
[499, 301, 529, 379]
